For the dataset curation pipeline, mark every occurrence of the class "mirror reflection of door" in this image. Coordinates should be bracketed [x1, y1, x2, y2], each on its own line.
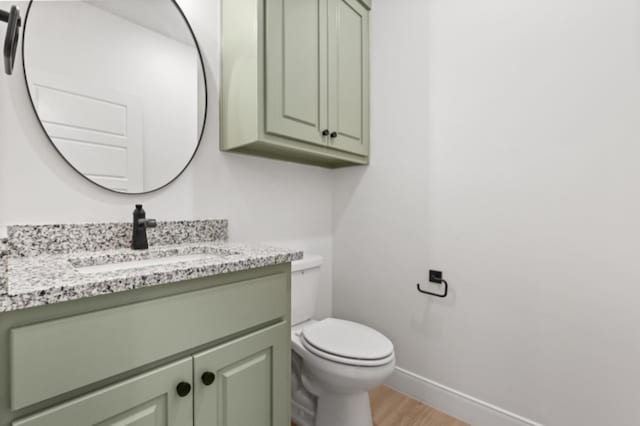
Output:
[30, 70, 144, 192]
[22, 0, 207, 194]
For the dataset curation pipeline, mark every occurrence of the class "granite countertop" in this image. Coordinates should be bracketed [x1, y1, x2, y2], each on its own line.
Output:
[0, 221, 302, 313]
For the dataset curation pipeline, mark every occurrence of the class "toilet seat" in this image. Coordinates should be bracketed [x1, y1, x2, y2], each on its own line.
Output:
[300, 318, 394, 367]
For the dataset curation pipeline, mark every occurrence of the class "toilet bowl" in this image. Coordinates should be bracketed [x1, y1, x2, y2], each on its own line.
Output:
[290, 256, 395, 426]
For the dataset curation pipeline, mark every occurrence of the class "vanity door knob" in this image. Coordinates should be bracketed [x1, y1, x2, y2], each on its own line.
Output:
[176, 382, 192, 397]
[322, 129, 330, 136]
[202, 371, 216, 386]
[330, 131, 338, 138]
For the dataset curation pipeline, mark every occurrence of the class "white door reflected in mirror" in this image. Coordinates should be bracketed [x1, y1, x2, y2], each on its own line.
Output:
[22, 0, 207, 194]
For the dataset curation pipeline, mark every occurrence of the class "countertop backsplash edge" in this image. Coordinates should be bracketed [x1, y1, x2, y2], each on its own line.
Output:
[7, 220, 229, 257]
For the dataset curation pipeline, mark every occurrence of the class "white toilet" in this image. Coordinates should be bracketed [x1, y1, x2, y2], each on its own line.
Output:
[290, 255, 395, 426]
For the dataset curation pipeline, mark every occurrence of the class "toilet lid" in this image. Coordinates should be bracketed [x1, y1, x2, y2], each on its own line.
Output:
[301, 318, 394, 363]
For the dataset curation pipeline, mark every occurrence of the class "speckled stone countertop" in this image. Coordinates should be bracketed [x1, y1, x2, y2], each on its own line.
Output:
[0, 221, 302, 313]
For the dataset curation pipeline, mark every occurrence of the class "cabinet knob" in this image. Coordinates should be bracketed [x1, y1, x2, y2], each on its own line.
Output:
[322, 129, 329, 136]
[330, 131, 338, 138]
[202, 371, 216, 386]
[176, 381, 192, 397]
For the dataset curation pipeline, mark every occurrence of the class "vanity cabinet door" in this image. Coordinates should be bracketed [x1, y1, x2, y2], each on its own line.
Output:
[12, 358, 193, 426]
[265, 0, 328, 146]
[328, 0, 370, 156]
[193, 322, 290, 426]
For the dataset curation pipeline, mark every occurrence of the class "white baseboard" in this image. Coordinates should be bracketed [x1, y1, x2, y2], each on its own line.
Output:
[386, 367, 544, 426]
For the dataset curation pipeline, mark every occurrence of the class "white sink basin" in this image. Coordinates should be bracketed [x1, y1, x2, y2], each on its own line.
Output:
[73, 254, 219, 274]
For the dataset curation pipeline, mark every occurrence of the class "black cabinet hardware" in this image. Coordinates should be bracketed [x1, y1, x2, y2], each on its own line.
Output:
[201, 372, 216, 386]
[176, 381, 191, 397]
[330, 131, 338, 138]
[322, 129, 330, 136]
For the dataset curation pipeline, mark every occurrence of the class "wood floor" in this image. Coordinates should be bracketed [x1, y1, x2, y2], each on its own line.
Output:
[370, 386, 469, 426]
[292, 385, 469, 426]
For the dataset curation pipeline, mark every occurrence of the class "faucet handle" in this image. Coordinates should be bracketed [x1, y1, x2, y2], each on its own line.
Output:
[145, 219, 157, 228]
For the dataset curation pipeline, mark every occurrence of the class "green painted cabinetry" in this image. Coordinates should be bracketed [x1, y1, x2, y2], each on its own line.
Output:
[221, 0, 371, 168]
[14, 323, 289, 426]
[13, 358, 193, 426]
[328, 0, 370, 157]
[0, 264, 292, 426]
[194, 322, 290, 426]
[265, 0, 327, 147]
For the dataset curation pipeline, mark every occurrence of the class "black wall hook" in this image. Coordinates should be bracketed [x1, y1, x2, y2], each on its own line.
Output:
[417, 270, 448, 298]
[0, 5, 21, 75]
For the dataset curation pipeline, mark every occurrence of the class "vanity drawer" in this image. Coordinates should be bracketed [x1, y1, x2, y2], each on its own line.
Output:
[10, 272, 289, 410]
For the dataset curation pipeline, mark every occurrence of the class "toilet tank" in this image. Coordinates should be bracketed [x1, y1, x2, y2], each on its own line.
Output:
[291, 255, 323, 326]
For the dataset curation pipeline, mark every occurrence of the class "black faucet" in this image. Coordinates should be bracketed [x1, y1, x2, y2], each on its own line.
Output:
[132, 204, 157, 250]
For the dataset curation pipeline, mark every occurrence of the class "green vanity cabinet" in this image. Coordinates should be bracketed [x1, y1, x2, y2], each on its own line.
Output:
[194, 322, 290, 426]
[14, 323, 290, 426]
[1, 264, 292, 426]
[12, 358, 194, 426]
[221, 0, 371, 168]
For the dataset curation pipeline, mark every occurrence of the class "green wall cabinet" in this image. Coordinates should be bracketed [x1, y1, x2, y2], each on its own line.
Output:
[221, 0, 371, 168]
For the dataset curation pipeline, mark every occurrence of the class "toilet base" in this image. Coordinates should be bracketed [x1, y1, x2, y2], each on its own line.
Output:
[315, 392, 373, 426]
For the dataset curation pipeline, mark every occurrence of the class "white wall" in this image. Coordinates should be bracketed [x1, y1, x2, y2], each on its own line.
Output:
[0, 0, 333, 317]
[25, 1, 199, 192]
[333, 1, 640, 425]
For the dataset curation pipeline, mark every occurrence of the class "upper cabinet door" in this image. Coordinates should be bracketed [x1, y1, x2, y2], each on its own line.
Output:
[328, 0, 370, 156]
[265, 0, 328, 146]
[193, 322, 290, 426]
[12, 358, 193, 426]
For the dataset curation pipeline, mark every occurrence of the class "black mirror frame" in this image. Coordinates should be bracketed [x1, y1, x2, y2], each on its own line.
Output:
[21, 0, 209, 195]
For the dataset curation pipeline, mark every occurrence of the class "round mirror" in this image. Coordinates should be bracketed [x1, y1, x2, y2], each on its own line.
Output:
[22, 0, 207, 194]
